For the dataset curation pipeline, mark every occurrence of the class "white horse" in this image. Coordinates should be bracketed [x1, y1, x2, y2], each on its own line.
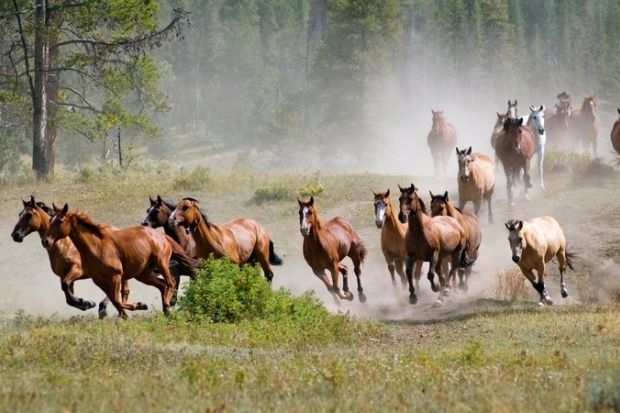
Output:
[525, 105, 546, 190]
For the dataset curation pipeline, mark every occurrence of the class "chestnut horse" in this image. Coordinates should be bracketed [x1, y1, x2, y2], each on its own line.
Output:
[427, 110, 457, 176]
[373, 189, 422, 290]
[298, 196, 367, 302]
[455, 146, 495, 223]
[10, 196, 119, 317]
[494, 117, 535, 205]
[569, 96, 599, 156]
[143, 195, 196, 257]
[505, 217, 574, 306]
[42, 204, 196, 318]
[430, 191, 481, 292]
[491, 112, 508, 150]
[611, 108, 620, 156]
[398, 184, 466, 304]
[169, 198, 282, 281]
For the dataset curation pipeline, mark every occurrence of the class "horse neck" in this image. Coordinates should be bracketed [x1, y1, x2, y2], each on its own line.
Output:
[34, 211, 51, 238]
[409, 208, 431, 240]
[163, 220, 186, 245]
[383, 200, 402, 231]
[445, 202, 460, 218]
[193, 216, 226, 256]
[67, 216, 106, 259]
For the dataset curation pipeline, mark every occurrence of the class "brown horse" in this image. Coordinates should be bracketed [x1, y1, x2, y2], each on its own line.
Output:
[545, 101, 572, 148]
[505, 217, 574, 306]
[398, 184, 466, 304]
[494, 117, 535, 205]
[373, 189, 422, 290]
[455, 146, 495, 223]
[298, 196, 367, 302]
[42, 204, 195, 318]
[491, 112, 508, 149]
[427, 110, 457, 176]
[611, 108, 620, 156]
[569, 96, 599, 156]
[143, 195, 196, 256]
[10, 196, 119, 317]
[430, 191, 481, 292]
[169, 198, 282, 281]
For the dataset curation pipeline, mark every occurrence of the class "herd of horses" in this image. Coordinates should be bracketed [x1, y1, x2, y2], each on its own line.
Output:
[9, 92, 617, 318]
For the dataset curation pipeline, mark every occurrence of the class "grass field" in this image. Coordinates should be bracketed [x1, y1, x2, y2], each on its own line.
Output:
[1, 161, 620, 412]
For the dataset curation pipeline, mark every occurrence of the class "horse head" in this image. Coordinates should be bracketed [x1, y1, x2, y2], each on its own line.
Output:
[456, 146, 474, 182]
[297, 196, 317, 236]
[528, 105, 545, 135]
[11, 195, 47, 242]
[582, 95, 597, 115]
[431, 109, 444, 133]
[143, 195, 173, 228]
[507, 99, 518, 119]
[503, 117, 525, 154]
[372, 188, 391, 229]
[42, 203, 71, 249]
[429, 190, 450, 217]
[505, 219, 525, 263]
[397, 183, 420, 224]
[169, 198, 203, 229]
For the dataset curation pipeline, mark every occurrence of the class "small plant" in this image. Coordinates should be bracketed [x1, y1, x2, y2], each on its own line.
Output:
[250, 183, 291, 204]
[171, 166, 211, 191]
[493, 268, 529, 301]
[299, 173, 324, 197]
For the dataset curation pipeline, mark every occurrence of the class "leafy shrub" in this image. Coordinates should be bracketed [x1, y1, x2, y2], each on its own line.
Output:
[250, 183, 291, 204]
[544, 146, 616, 181]
[299, 173, 324, 197]
[171, 166, 211, 191]
[178, 257, 339, 325]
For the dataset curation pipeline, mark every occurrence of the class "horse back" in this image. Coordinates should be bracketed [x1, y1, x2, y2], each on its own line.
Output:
[431, 215, 465, 251]
[110, 226, 171, 269]
[471, 152, 495, 190]
[524, 217, 566, 261]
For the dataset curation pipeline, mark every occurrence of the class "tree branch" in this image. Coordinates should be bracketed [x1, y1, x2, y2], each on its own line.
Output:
[57, 86, 99, 112]
[50, 100, 100, 113]
[12, 0, 35, 100]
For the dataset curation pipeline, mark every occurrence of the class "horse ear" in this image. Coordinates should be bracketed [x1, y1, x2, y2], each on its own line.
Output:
[30, 195, 35, 205]
[517, 220, 523, 230]
[617, 108, 620, 115]
[467, 146, 472, 155]
[517, 117, 524, 126]
[21, 197, 28, 207]
[444, 191, 449, 200]
[385, 188, 390, 197]
[507, 100, 510, 106]
[409, 183, 416, 192]
[309, 196, 314, 206]
[497, 112, 502, 119]
[529, 105, 536, 112]
[156, 195, 163, 204]
[62, 203, 69, 214]
[514, 99, 518, 106]
[505, 222, 511, 230]
[429, 190, 434, 198]
[149, 195, 156, 205]
[539, 105, 544, 111]
[455, 146, 460, 155]
[52, 202, 60, 213]
[297, 197, 303, 206]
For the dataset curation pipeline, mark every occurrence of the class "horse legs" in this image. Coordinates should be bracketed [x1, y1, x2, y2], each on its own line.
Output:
[533, 262, 552, 306]
[312, 268, 339, 303]
[135, 270, 171, 313]
[557, 249, 569, 298]
[505, 168, 514, 206]
[405, 255, 418, 304]
[485, 191, 494, 224]
[350, 254, 366, 303]
[256, 250, 274, 283]
[427, 251, 440, 293]
[394, 257, 408, 290]
[330, 262, 353, 301]
[538, 145, 545, 190]
[473, 197, 482, 218]
[386, 257, 398, 288]
[60, 266, 96, 311]
[154, 256, 176, 314]
[523, 160, 533, 199]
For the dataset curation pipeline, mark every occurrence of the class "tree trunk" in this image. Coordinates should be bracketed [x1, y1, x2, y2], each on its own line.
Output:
[32, 0, 50, 179]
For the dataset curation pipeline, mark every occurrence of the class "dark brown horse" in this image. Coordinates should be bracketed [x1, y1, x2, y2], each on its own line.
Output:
[398, 184, 466, 304]
[143, 195, 196, 257]
[10, 196, 119, 317]
[298, 196, 367, 302]
[42, 204, 196, 318]
[427, 110, 457, 176]
[611, 108, 620, 157]
[430, 191, 481, 292]
[494, 117, 535, 205]
[545, 101, 572, 148]
[169, 198, 282, 281]
[569, 95, 599, 156]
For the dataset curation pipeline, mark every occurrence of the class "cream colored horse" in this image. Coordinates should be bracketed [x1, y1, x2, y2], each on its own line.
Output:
[505, 217, 574, 306]
[456, 146, 495, 223]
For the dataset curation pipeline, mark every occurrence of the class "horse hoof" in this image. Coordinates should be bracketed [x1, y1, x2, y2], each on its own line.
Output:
[137, 302, 148, 310]
[343, 292, 354, 301]
[561, 290, 568, 299]
[537, 301, 545, 307]
[545, 298, 554, 305]
[98, 308, 108, 319]
[430, 284, 439, 293]
[409, 294, 418, 305]
[358, 292, 367, 304]
[433, 300, 444, 307]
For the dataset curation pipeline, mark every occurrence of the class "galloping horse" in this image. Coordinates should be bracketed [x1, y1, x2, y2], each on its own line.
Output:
[526, 105, 547, 189]
[507, 100, 518, 119]
[491, 112, 508, 150]
[494, 117, 535, 205]
[42, 204, 195, 318]
[143, 195, 196, 257]
[398, 184, 466, 304]
[545, 101, 572, 148]
[611, 108, 620, 156]
[455, 146, 495, 223]
[373, 189, 421, 290]
[10, 196, 118, 317]
[569, 96, 599, 156]
[505, 217, 574, 306]
[169, 198, 282, 281]
[298, 196, 367, 302]
[430, 190, 481, 292]
[427, 110, 457, 176]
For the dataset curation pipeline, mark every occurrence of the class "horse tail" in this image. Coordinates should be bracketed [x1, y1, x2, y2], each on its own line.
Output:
[460, 248, 478, 268]
[358, 240, 368, 263]
[565, 248, 576, 271]
[269, 240, 283, 266]
[166, 235, 200, 279]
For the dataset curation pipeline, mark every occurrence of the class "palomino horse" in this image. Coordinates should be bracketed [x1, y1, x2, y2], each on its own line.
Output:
[169, 198, 282, 281]
[569, 96, 599, 156]
[42, 204, 196, 318]
[10, 196, 119, 317]
[143, 195, 196, 257]
[429, 191, 481, 292]
[455, 146, 495, 223]
[526, 105, 547, 189]
[427, 110, 457, 176]
[494, 117, 535, 205]
[507, 100, 518, 119]
[298, 196, 367, 302]
[491, 112, 508, 150]
[611, 108, 620, 156]
[398, 184, 466, 304]
[505, 217, 574, 306]
[373, 189, 422, 290]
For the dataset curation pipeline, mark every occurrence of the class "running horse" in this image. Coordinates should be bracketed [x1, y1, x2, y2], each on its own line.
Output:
[10, 196, 120, 317]
[398, 184, 466, 304]
[455, 146, 495, 223]
[611, 108, 620, 157]
[494, 117, 535, 205]
[169, 198, 283, 281]
[569, 96, 599, 156]
[42, 204, 197, 318]
[545, 97, 572, 148]
[491, 112, 508, 150]
[298, 196, 367, 302]
[143, 195, 196, 257]
[526, 105, 547, 189]
[427, 110, 457, 177]
[507, 99, 518, 119]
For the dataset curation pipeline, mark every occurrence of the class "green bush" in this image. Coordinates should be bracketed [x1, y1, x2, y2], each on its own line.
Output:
[250, 183, 291, 204]
[544, 146, 616, 180]
[171, 166, 211, 191]
[299, 173, 324, 197]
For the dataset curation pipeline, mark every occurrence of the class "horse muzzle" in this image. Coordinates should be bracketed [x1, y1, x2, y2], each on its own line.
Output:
[538, 128, 545, 135]
[512, 255, 520, 263]
[375, 220, 383, 229]
[41, 237, 52, 249]
[460, 175, 470, 183]
[300, 227, 310, 236]
[398, 212, 408, 224]
[11, 232, 23, 243]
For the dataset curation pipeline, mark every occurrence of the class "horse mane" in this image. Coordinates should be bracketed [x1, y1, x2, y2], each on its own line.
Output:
[416, 196, 427, 214]
[73, 211, 109, 237]
[35, 202, 54, 216]
[162, 199, 176, 212]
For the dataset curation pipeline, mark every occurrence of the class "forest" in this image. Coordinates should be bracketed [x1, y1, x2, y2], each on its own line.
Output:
[1, 0, 619, 177]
